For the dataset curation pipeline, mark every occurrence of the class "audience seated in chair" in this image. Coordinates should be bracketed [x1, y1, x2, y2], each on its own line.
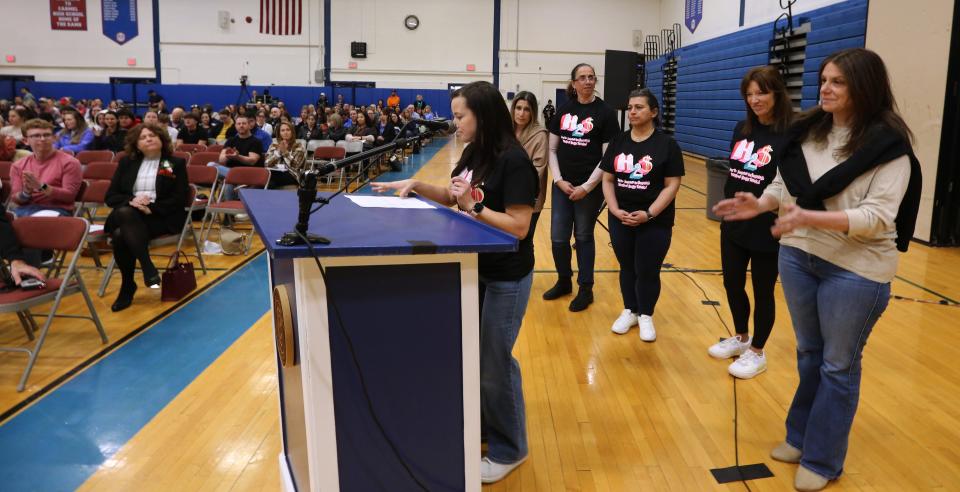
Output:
[11, 118, 82, 218]
[104, 123, 189, 312]
[209, 114, 263, 202]
[53, 108, 94, 153]
[265, 122, 306, 189]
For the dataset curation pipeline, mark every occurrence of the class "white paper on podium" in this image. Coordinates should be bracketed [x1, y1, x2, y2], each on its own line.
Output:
[345, 195, 436, 209]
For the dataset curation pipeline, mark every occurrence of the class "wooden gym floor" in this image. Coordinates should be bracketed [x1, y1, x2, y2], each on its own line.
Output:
[1, 137, 958, 491]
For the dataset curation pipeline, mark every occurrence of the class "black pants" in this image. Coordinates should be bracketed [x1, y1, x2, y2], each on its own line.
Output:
[720, 230, 779, 349]
[608, 216, 672, 316]
[106, 206, 175, 286]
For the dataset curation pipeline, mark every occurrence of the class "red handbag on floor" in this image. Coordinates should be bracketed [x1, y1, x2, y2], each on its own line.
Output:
[161, 251, 197, 301]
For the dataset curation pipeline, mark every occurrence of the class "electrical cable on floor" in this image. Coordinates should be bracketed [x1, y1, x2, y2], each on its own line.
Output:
[297, 229, 431, 492]
[664, 262, 752, 492]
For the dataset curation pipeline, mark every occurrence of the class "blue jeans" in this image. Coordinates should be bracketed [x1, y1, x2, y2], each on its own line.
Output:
[479, 271, 533, 463]
[550, 184, 604, 286]
[779, 246, 890, 479]
[208, 163, 236, 201]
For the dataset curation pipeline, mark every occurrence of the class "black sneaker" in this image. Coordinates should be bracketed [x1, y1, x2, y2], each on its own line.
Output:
[542, 277, 572, 300]
[568, 287, 594, 312]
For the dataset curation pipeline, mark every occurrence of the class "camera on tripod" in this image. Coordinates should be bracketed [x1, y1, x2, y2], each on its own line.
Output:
[240, 75, 249, 88]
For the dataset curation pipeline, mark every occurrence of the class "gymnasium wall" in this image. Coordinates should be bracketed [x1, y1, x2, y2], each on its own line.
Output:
[866, 0, 955, 242]
[645, 0, 868, 158]
[329, 0, 493, 89]
[497, 0, 661, 115]
[0, 0, 157, 82]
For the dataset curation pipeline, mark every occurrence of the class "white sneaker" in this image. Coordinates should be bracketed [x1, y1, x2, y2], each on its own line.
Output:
[708, 336, 751, 359]
[611, 309, 638, 334]
[480, 455, 527, 483]
[728, 350, 767, 379]
[638, 315, 656, 342]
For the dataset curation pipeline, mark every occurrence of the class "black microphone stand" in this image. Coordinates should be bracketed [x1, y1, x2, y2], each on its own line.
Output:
[276, 128, 431, 246]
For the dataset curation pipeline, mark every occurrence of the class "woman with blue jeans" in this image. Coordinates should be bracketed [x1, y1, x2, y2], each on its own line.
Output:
[714, 48, 921, 491]
[544, 63, 620, 311]
[372, 81, 538, 484]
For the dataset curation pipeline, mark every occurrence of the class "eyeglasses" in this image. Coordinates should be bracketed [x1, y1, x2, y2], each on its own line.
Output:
[27, 133, 54, 140]
[575, 75, 597, 82]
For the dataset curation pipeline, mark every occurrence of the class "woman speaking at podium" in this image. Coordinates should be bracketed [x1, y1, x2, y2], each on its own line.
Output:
[372, 81, 538, 484]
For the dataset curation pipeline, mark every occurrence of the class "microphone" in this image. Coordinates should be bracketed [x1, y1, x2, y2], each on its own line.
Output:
[412, 118, 456, 133]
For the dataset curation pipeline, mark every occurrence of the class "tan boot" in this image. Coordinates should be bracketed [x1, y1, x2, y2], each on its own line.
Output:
[770, 441, 802, 463]
[794, 465, 829, 491]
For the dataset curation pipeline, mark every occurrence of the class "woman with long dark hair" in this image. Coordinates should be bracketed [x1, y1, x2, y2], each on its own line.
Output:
[93, 111, 127, 152]
[714, 48, 921, 491]
[511, 91, 549, 237]
[708, 66, 793, 378]
[545, 63, 620, 311]
[104, 124, 189, 312]
[265, 121, 306, 189]
[372, 81, 538, 484]
[601, 89, 683, 342]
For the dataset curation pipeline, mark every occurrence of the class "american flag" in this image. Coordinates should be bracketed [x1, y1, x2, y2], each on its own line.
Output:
[260, 0, 302, 36]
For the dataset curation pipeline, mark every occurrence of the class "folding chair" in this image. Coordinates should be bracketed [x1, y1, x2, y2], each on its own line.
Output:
[98, 185, 208, 297]
[200, 167, 270, 254]
[0, 216, 108, 391]
[176, 143, 207, 153]
[112, 151, 127, 162]
[0, 161, 11, 180]
[309, 146, 346, 185]
[82, 161, 118, 181]
[187, 166, 219, 236]
[206, 144, 224, 153]
[172, 151, 191, 161]
[76, 150, 114, 165]
[188, 152, 221, 167]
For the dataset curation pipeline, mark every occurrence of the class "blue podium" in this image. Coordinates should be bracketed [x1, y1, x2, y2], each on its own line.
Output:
[240, 189, 518, 492]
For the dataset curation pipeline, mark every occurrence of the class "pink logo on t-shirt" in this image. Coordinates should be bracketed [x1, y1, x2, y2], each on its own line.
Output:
[730, 139, 773, 172]
[559, 114, 594, 137]
[613, 153, 654, 180]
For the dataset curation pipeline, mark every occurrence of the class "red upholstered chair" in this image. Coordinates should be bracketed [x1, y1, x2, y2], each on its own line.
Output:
[98, 184, 207, 297]
[200, 167, 270, 254]
[82, 161, 118, 181]
[0, 216, 108, 391]
[76, 150, 114, 165]
[188, 152, 221, 167]
[172, 151, 191, 161]
[205, 144, 224, 153]
[112, 151, 127, 162]
[0, 161, 12, 180]
[176, 143, 206, 153]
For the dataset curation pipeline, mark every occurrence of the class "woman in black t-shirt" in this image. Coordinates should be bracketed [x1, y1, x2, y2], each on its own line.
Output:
[707, 66, 792, 379]
[600, 89, 683, 342]
[372, 81, 537, 484]
[544, 63, 620, 311]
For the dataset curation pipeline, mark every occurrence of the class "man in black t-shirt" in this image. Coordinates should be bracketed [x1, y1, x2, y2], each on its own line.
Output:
[211, 114, 263, 201]
[176, 113, 208, 146]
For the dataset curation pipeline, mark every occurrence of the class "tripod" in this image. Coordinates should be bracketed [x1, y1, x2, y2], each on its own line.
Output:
[235, 76, 253, 109]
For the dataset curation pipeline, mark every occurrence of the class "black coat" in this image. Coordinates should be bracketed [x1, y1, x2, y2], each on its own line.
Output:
[105, 155, 189, 234]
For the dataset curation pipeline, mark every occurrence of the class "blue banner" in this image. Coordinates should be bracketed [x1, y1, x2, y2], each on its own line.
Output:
[102, 0, 138, 45]
[685, 0, 703, 33]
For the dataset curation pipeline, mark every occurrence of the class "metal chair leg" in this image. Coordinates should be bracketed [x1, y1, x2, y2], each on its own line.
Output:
[98, 257, 116, 297]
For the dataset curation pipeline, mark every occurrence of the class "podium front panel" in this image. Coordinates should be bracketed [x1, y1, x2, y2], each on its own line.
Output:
[278, 253, 480, 491]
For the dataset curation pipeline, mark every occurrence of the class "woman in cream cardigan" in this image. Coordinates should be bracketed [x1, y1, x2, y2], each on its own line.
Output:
[511, 91, 549, 237]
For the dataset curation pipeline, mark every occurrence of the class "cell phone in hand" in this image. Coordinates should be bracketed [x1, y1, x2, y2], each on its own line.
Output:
[20, 277, 45, 290]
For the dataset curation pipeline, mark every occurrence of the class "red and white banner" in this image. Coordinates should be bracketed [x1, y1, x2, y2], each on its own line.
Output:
[260, 0, 302, 36]
[50, 0, 88, 31]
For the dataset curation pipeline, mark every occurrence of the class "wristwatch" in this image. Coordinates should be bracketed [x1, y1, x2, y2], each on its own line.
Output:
[645, 209, 655, 221]
[40, 183, 49, 192]
[472, 202, 485, 216]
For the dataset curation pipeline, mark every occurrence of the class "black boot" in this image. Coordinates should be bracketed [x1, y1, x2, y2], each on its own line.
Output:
[542, 277, 573, 300]
[569, 285, 594, 312]
[111, 283, 138, 312]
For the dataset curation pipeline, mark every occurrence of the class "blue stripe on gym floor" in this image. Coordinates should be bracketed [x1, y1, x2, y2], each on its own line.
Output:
[0, 253, 270, 492]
